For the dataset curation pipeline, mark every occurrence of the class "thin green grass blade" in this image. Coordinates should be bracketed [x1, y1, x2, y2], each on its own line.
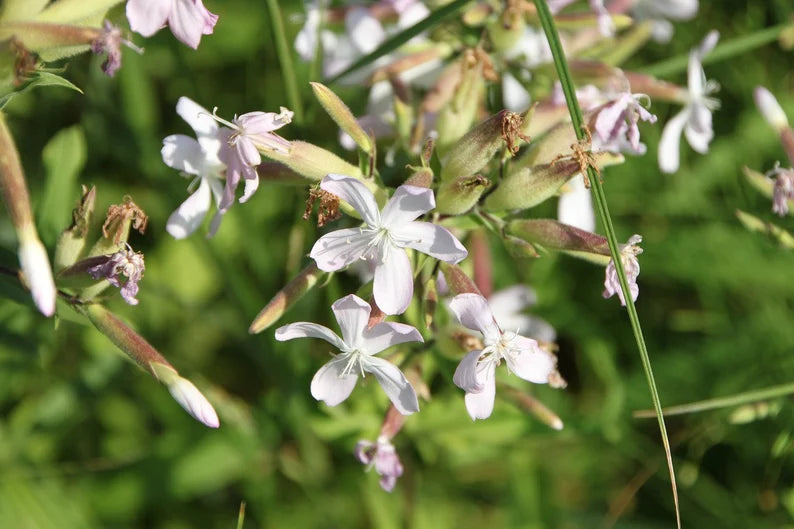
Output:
[634, 382, 794, 418]
[640, 24, 787, 78]
[532, 1, 681, 527]
[236, 501, 246, 529]
[327, 0, 470, 85]
[265, 0, 304, 123]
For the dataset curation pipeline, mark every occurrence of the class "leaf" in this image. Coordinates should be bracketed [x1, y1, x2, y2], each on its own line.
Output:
[0, 71, 82, 110]
[0, 0, 49, 22]
[39, 125, 87, 244]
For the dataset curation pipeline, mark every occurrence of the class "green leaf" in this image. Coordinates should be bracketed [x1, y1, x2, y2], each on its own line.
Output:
[39, 125, 87, 244]
[0, 71, 83, 110]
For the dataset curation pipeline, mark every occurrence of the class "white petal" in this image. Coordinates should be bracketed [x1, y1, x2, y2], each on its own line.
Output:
[176, 96, 217, 138]
[558, 174, 595, 232]
[161, 134, 202, 174]
[310, 227, 373, 272]
[295, 4, 321, 62]
[505, 337, 554, 383]
[361, 321, 423, 355]
[373, 248, 413, 315]
[320, 174, 381, 227]
[275, 322, 348, 352]
[239, 174, 259, 203]
[346, 7, 385, 54]
[331, 294, 371, 348]
[168, 376, 220, 428]
[126, 0, 170, 37]
[448, 293, 500, 340]
[463, 364, 496, 420]
[684, 103, 713, 153]
[389, 221, 468, 264]
[365, 356, 419, 415]
[18, 237, 56, 317]
[166, 178, 212, 239]
[452, 349, 484, 393]
[658, 109, 689, 173]
[380, 185, 435, 228]
[488, 285, 535, 316]
[503, 72, 531, 112]
[168, 0, 211, 49]
[311, 355, 359, 406]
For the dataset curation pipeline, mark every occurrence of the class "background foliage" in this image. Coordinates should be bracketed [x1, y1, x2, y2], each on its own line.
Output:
[2, 1, 794, 527]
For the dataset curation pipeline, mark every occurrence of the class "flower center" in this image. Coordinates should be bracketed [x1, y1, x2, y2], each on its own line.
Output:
[341, 350, 367, 377]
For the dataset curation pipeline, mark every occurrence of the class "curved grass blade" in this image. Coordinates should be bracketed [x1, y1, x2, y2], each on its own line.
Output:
[634, 382, 794, 418]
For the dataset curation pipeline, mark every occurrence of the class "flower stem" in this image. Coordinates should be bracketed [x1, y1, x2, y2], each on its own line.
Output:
[531, 1, 680, 527]
[264, 0, 304, 123]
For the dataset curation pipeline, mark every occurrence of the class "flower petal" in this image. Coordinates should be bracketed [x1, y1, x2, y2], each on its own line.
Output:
[310, 227, 373, 272]
[275, 322, 348, 352]
[390, 221, 468, 263]
[380, 185, 435, 228]
[658, 108, 689, 173]
[502, 72, 530, 112]
[373, 247, 413, 315]
[448, 293, 500, 339]
[488, 285, 535, 317]
[452, 349, 484, 393]
[168, 375, 220, 428]
[310, 355, 359, 406]
[331, 294, 371, 348]
[168, 0, 216, 48]
[239, 174, 259, 203]
[346, 7, 385, 54]
[463, 364, 496, 420]
[365, 356, 419, 415]
[684, 102, 713, 153]
[505, 337, 554, 383]
[161, 134, 202, 174]
[558, 174, 595, 232]
[126, 0, 170, 37]
[176, 96, 217, 138]
[362, 321, 423, 355]
[320, 174, 381, 226]
[166, 178, 212, 239]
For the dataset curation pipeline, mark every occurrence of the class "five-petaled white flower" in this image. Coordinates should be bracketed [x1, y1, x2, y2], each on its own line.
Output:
[450, 293, 556, 420]
[126, 0, 218, 49]
[276, 294, 422, 414]
[310, 174, 468, 315]
[603, 234, 643, 306]
[162, 97, 226, 239]
[658, 30, 720, 173]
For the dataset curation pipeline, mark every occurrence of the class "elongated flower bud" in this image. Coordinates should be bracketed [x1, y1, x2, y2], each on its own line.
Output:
[439, 262, 481, 296]
[54, 185, 96, 271]
[436, 174, 489, 215]
[754, 86, 794, 165]
[507, 219, 611, 264]
[249, 263, 325, 333]
[260, 140, 363, 181]
[404, 167, 433, 188]
[311, 82, 373, 155]
[506, 388, 564, 431]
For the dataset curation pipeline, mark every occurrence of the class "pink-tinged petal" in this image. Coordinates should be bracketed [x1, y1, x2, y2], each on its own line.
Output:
[658, 109, 689, 173]
[362, 321, 423, 355]
[463, 364, 496, 420]
[310, 227, 373, 272]
[380, 185, 435, 228]
[311, 355, 359, 406]
[452, 349, 484, 393]
[506, 337, 554, 383]
[390, 221, 468, 263]
[239, 174, 259, 203]
[193, 0, 219, 34]
[176, 96, 217, 137]
[320, 174, 381, 227]
[126, 0, 171, 37]
[238, 111, 290, 134]
[207, 210, 224, 238]
[331, 294, 372, 348]
[161, 134, 202, 174]
[235, 137, 262, 167]
[346, 7, 385, 54]
[365, 356, 419, 415]
[594, 97, 628, 143]
[168, 0, 217, 49]
[684, 103, 713, 153]
[558, 174, 595, 232]
[275, 322, 348, 352]
[448, 293, 500, 339]
[166, 178, 212, 239]
[373, 248, 413, 315]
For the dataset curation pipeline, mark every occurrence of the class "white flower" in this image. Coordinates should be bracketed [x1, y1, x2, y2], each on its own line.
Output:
[162, 97, 226, 239]
[658, 30, 720, 174]
[450, 293, 556, 420]
[558, 174, 595, 233]
[487, 285, 557, 344]
[310, 174, 467, 315]
[603, 234, 643, 306]
[275, 294, 423, 414]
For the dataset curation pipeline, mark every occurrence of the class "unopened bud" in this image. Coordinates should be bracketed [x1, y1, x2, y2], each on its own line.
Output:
[404, 167, 433, 188]
[153, 364, 220, 429]
[261, 140, 363, 181]
[249, 263, 325, 333]
[755, 86, 788, 132]
[436, 174, 489, 215]
[439, 262, 481, 296]
[422, 277, 437, 329]
[506, 388, 564, 431]
[507, 219, 611, 264]
[487, 7, 525, 52]
[311, 82, 373, 155]
[54, 185, 96, 271]
[18, 233, 56, 316]
[503, 234, 540, 258]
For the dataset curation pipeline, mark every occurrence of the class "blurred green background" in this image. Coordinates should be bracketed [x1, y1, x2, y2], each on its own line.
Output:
[2, 1, 794, 527]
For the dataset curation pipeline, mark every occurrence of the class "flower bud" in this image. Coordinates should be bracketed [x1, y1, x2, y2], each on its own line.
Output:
[404, 167, 433, 188]
[506, 388, 564, 431]
[755, 86, 788, 132]
[18, 233, 57, 316]
[152, 363, 220, 429]
[422, 277, 437, 329]
[503, 234, 540, 258]
[311, 82, 373, 155]
[260, 140, 363, 181]
[507, 219, 611, 264]
[487, 7, 525, 52]
[439, 262, 481, 296]
[54, 185, 96, 271]
[249, 263, 325, 333]
[436, 174, 489, 215]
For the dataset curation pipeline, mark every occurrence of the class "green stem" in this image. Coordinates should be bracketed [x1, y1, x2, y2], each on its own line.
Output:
[634, 382, 794, 418]
[265, 0, 304, 123]
[532, 1, 681, 527]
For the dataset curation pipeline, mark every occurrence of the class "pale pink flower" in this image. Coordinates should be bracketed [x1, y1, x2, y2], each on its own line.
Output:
[126, 0, 218, 49]
[766, 164, 794, 216]
[90, 21, 144, 77]
[275, 295, 423, 414]
[594, 91, 657, 154]
[450, 293, 556, 420]
[355, 436, 403, 492]
[603, 234, 642, 306]
[310, 175, 467, 315]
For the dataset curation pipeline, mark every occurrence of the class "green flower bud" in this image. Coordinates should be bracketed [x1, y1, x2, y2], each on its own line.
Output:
[249, 263, 325, 334]
[436, 174, 489, 215]
[440, 262, 481, 296]
[261, 140, 362, 181]
[507, 219, 611, 264]
[404, 166, 433, 188]
[310, 82, 373, 155]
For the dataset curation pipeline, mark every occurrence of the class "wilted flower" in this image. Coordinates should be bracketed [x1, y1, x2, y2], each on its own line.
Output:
[275, 294, 423, 414]
[162, 97, 226, 238]
[310, 174, 468, 315]
[766, 164, 794, 216]
[658, 30, 720, 173]
[90, 21, 143, 77]
[126, 0, 218, 49]
[88, 245, 145, 305]
[355, 436, 404, 492]
[603, 234, 642, 306]
[594, 90, 657, 154]
[450, 293, 557, 420]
